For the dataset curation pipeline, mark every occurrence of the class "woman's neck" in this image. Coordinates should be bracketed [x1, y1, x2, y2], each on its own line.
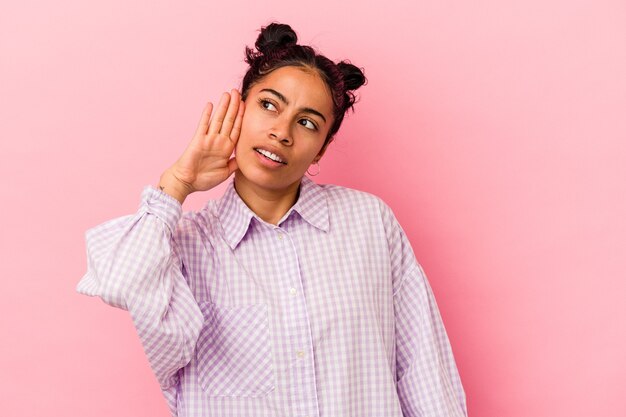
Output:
[233, 172, 301, 225]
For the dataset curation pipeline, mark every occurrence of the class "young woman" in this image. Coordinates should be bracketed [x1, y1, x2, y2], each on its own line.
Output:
[77, 23, 467, 417]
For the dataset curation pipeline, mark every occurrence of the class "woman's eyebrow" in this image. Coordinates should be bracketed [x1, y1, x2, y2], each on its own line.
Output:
[260, 88, 327, 124]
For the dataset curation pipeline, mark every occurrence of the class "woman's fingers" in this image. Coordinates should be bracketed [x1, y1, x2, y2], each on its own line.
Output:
[219, 89, 241, 137]
[194, 102, 213, 136]
[229, 100, 245, 143]
[207, 92, 231, 136]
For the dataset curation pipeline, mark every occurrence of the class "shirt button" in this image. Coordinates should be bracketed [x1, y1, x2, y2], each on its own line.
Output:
[289, 287, 297, 296]
[276, 232, 283, 240]
[296, 350, 305, 358]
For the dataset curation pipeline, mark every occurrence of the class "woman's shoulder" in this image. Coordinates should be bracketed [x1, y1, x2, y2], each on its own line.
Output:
[320, 182, 378, 201]
[318, 182, 395, 219]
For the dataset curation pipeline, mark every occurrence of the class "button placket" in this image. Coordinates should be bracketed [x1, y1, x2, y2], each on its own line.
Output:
[270, 225, 319, 417]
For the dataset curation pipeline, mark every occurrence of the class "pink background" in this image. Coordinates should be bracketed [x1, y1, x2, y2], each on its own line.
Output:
[1, 1, 625, 416]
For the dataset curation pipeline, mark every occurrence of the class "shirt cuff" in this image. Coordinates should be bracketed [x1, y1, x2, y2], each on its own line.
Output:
[140, 185, 183, 233]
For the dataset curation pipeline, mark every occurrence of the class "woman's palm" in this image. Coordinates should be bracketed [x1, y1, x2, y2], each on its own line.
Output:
[171, 90, 244, 193]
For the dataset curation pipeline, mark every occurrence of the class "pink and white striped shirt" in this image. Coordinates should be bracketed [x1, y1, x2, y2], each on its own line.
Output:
[77, 176, 467, 417]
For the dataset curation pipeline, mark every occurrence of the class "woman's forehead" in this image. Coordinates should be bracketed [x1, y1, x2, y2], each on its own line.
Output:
[251, 67, 333, 114]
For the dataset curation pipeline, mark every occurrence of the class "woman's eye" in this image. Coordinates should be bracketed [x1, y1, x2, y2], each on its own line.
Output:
[260, 99, 277, 111]
[299, 119, 317, 131]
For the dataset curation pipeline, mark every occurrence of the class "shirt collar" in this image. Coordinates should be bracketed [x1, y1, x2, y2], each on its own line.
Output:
[216, 176, 329, 249]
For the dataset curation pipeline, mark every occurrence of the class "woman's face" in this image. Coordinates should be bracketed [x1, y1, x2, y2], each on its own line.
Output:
[235, 65, 334, 194]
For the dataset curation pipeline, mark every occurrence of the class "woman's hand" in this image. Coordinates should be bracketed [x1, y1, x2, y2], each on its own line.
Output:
[158, 89, 245, 203]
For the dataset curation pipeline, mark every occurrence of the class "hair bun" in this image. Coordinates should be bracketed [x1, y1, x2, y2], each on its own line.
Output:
[255, 23, 298, 55]
[337, 61, 366, 91]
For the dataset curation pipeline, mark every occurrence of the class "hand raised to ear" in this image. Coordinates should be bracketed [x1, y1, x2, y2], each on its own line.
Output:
[158, 89, 245, 204]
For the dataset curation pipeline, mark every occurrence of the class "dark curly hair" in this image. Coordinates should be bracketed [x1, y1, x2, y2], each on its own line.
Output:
[241, 23, 367, 145]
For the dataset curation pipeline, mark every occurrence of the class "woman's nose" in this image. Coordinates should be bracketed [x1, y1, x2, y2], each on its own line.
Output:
[268, 117, 293, 145]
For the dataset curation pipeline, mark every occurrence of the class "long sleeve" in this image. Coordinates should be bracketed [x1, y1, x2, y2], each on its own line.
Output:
[380, 201, 467, 417]
[76, 186, 204, 389]
[394, 264, 467, 417]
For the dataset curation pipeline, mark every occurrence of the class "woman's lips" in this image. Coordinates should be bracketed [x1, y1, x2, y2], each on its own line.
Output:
[254, 148, 287, 165]
[254, 148, 287, 167]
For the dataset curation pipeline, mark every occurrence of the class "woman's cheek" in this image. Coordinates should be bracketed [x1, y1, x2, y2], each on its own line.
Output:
[238, 109, 261, 141]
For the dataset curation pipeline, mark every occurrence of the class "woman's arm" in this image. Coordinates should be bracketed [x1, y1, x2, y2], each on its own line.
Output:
[394, 264, 467, 417]
[77, 90, 245, 388]
[378, 200, 467, 416]
[77, 187, 202, 389]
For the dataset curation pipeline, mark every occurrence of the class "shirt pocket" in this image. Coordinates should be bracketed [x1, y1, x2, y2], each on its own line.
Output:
[196, 301, 275, 397]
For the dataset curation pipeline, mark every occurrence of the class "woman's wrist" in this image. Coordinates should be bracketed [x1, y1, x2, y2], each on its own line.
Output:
[157, 169, 192, 204]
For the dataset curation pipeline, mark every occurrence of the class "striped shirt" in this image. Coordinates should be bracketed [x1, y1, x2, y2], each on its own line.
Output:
[77, 176, 467, 417]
